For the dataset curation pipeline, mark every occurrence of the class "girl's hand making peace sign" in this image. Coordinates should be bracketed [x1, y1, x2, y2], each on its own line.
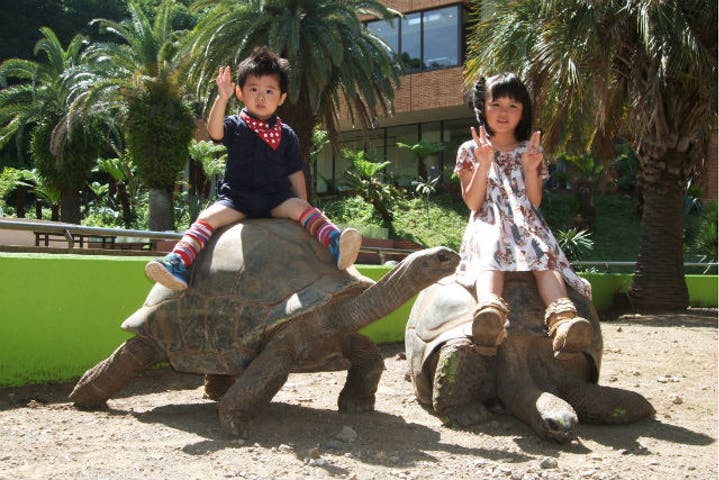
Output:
[460, 125, 493, 174]
[521, 130, 544, 176]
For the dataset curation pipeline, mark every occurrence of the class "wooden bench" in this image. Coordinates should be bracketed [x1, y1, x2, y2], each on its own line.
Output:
[34, 231, 116, 249]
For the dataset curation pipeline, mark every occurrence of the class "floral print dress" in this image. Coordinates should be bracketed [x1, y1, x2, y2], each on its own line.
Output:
[453, 139, 592, 300]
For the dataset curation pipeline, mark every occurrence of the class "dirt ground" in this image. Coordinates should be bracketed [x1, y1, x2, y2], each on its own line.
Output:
[0, 310, 716, 480]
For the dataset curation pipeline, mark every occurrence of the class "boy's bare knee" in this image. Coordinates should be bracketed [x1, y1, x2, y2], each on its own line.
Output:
[272, 198, 311, 220]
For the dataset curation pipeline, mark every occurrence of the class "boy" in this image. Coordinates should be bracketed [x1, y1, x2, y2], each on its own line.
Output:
[146, 46, 361, 290]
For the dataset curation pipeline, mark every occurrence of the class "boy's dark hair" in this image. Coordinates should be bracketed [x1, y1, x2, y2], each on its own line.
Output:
[473, 73, 533, 142]
[236, 46, 290, 94]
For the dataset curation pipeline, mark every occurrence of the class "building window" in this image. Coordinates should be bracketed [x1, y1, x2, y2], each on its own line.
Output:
[401, 12, 422, 73]
[423, 7, 461, 71]
[367, 17, 398, 57]
[366, 4, 465, 73]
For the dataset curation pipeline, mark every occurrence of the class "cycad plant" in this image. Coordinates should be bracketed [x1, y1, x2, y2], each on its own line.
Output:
[340, 149, 398, 225]
[0, 27, 105, 223]
[69, 0, 195, 231]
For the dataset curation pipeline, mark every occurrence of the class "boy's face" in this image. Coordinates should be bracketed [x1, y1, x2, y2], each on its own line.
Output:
[236, 74, 287, 120]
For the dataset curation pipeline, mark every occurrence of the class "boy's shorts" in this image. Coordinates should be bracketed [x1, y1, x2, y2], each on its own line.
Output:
[216, 185, 295, 219]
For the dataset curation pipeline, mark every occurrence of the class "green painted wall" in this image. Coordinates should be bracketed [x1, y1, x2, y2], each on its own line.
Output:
[1, 252, 716, 387]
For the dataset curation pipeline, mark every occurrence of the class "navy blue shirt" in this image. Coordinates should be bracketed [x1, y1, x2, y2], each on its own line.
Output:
[220, 111, 303, 194]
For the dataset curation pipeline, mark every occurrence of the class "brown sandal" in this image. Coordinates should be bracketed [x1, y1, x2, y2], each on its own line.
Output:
[471, 295, 510, 356]
[544, 298, 592, 359]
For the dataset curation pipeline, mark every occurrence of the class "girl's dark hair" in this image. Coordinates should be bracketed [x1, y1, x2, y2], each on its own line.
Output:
[473, 73, 533, 142]
[236, 46, 290, 94]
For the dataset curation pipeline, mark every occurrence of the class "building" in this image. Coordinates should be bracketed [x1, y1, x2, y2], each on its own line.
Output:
[315, 0, 473, 194]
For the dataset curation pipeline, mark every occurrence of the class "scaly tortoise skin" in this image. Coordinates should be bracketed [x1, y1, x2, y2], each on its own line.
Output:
[69, 219, 460, 436]
[405, 272, 655, 443]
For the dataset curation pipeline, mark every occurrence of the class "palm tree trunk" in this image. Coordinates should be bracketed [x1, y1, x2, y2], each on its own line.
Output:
[278, 102, 316, 200]
[117, 182, 135, 228]
[60, 189, 81, 224]
[148, 188, 174, 231]
[628, 159, 689, 311]
[15, 187, 26, 218]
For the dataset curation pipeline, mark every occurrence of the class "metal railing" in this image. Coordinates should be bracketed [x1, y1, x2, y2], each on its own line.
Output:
[573, 260, 718, 269]
[0, 219, 716, 270]
[0, 219, 418, 261]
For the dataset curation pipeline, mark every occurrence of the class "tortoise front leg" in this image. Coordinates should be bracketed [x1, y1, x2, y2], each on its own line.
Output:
[69, 336, 166, 408]
[432, 338, 493, 427]
[337, 333, 384, 413]
[218, 340, 293, 437]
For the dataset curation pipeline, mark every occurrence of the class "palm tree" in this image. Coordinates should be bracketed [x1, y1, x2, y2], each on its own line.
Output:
[466, 0, 717, 311]
[70, 0, 196, 231]
[0, 27, 103, 223]
[184, 0, 401, 197]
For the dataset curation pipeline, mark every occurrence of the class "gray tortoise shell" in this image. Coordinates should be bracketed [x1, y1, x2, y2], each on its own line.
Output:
[122, 219, 373, 374]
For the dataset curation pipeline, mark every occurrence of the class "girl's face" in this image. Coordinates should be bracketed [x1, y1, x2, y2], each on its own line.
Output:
[485, 94, 523, 138]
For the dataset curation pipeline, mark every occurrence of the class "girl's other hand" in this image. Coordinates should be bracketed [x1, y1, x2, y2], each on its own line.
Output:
[522, 130, 543, 175]
[471, 125, 494, 172]
[216, 66, 235, 100]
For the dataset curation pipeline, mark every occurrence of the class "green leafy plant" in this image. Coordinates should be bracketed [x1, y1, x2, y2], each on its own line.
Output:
[611, 143, 640, 194]
[310, 128, 331, 196]
[340, 149, 400, 225]
[92, 155, 142, 228]
[188, 139, 227, 203]
[555, 227, 594, 262]
[693, 200, 717, 263]
[560, 152, 603, 228]
[411, 175, 440, 226]
[15, 169, 61, 220]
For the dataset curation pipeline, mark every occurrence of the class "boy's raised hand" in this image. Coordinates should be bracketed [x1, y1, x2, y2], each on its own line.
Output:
[521, 130, 544, 175]
[216, 66, 235, 100]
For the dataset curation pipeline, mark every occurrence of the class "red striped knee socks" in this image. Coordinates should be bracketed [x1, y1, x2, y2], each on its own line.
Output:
[172, 220, 215, 267]
[299, 207, 339, 247]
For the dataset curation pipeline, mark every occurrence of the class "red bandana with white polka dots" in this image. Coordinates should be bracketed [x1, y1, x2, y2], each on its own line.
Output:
[240, 110, 282, 150]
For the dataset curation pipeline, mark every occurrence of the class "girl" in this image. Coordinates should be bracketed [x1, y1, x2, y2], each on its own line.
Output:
[454, 73, 592, 359]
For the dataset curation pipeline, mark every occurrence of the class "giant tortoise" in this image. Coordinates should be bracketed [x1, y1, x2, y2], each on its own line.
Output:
[405, 272, 655, 443]
[69, 219, 459, 436]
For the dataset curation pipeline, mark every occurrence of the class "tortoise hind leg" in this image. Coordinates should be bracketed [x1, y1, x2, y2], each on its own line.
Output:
[68, 336, 166, 409]
[337, 334, 384, 413]
[559, 379, 655, 424]
[203, 374, 236, 400]
[432, 338, 494, 427]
